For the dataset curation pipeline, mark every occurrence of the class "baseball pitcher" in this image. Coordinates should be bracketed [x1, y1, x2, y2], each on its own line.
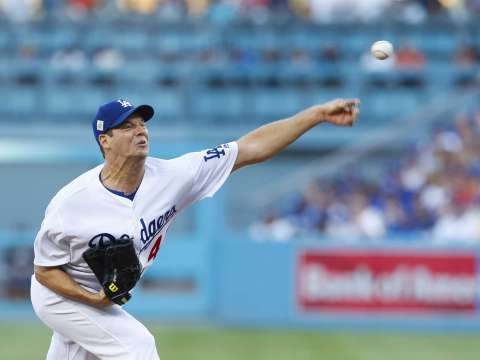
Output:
[31, 98, 359, 359]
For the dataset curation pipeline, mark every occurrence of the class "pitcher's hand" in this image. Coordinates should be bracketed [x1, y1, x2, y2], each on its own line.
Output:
[319, 98, 360, 127]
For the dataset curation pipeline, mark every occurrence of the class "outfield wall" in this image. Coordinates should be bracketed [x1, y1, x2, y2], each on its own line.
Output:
[215, 235, 480, 330]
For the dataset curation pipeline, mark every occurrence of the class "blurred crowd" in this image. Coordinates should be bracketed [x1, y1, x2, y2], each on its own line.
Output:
[2, 0, 480, 23]
[251, 110, 480, 244]
[11, 33, 478, 92]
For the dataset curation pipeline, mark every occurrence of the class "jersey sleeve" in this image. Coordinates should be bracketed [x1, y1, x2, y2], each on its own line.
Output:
[184, 141, 238, 205]
[33, 204, 70, 267]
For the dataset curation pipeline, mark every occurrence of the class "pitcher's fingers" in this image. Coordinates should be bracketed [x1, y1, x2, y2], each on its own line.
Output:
[346, 98, 360, 106]
[345, 99, 359, 111]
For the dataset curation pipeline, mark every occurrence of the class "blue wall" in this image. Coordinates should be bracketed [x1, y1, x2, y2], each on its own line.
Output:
[214, 235, 480, 331]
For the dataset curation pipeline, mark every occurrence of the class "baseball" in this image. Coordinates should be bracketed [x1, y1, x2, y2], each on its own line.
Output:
[370, 40, 394, 60]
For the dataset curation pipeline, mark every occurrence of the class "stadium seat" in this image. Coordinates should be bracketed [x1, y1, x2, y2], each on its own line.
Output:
[153, 31, 191, 54]
[309, 89, 357, 105]
[189, 29, 221, 51]
[0, 29, 13, 50]
[15, 27, 50, 50]
[49, 27, 81, 51]
[228, 29, 258, 51]
[250, 89, 304, 118]
[108, 29, 151, 53]
[247, 64, 282, 85]
[130, 88, 183, 118]
[286, 29, 336, 52]
[339, 31, 372, 57]
[362, 90, 425, 120]
[117, 59, 158, 86]
[0, 55, 12, 79]
[409, 30, 457, 56]
[43, 85, 109, 119]
[7, 60, 45, 86]
[190, 88, 246, 120]
[0, 86, 39, 116]
[43, 86, 75, 116]
[82, 28, 115, 52]
[425, 62, 454, 86]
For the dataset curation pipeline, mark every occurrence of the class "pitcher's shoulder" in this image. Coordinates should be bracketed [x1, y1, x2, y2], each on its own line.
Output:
[49, 165, 102, 208]
[146, 154, 194, 171]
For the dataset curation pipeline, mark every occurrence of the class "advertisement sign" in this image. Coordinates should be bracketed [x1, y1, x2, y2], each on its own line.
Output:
[296, 250, 477, 312]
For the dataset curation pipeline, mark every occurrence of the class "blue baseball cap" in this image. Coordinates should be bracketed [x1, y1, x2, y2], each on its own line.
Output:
[92, 99, 154, 145]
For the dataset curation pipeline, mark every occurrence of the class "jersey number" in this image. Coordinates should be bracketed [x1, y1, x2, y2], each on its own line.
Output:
[148, 235, 162, 262]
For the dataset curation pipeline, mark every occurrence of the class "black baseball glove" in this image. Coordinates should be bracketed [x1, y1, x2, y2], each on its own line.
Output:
[82, 236, 141, 305]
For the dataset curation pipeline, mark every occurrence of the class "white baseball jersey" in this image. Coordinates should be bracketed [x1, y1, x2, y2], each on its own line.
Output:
[33, 142, 238, 291]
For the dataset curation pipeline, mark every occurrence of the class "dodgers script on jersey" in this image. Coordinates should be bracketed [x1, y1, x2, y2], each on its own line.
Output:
[33, 142, 238, 291]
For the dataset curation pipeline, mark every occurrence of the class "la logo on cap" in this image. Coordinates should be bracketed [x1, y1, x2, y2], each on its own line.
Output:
[96, 120, 104, 131]
[118, 100, 132, 108]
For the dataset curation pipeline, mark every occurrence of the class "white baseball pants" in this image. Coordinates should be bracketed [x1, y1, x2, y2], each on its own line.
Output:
[30, 275, 160, 360]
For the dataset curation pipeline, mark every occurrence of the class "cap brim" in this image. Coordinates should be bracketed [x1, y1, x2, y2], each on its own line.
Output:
[131, 104, 155, 122]
[110, 104, 155, 129]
